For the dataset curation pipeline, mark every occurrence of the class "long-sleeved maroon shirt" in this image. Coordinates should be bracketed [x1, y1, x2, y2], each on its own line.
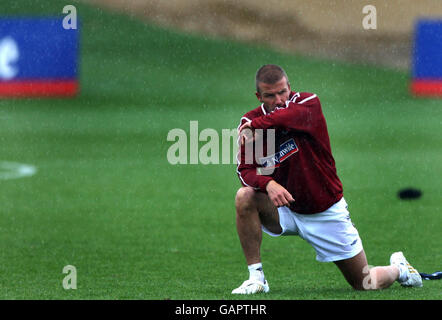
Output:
[236, 91, 343, 214]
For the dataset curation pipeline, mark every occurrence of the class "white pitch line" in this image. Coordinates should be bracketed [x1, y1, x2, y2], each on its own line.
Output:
[0, 161, 37, 180]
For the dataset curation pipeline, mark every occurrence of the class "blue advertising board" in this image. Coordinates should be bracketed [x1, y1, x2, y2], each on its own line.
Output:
[411, 19, 442, 96]
[0, 17, 79, 97]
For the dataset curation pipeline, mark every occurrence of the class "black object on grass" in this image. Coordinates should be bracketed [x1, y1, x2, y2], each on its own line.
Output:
[398, 188, 422, 200]
[420, 271, 442, 280]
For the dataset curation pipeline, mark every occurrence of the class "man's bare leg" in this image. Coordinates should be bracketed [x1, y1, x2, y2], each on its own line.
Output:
[235, 187, 282, 265]
[235, 187, 419, 291]
[231, 187, 282, 294]
[334, 250, 400, 290]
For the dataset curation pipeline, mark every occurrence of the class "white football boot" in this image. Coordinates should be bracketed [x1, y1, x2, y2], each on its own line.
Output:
[390, 251, 423, 287]
[231, 279, 270, 294]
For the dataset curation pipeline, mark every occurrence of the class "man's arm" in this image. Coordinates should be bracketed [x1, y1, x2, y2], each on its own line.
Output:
[237, 119, 295, 207]
[236, 118, 273, 191]
[250, 95, 320, 133]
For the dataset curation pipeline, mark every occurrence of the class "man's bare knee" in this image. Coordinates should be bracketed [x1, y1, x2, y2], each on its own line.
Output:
[334, 251, 371, 291]
[235, 187, 257, 212]
[364, 266, 397, 290]
[349, 266, 394, 291]
[351, 281, 366, 291]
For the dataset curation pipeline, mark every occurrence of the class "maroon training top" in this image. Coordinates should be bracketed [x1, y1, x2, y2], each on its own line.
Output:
[236, 91, 343, 214]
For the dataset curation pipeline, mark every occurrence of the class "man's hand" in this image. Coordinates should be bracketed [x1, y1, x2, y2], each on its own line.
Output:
[265, 180, 295, 208]
[238, 121, 254, 146]
[238, 120, 265, 147]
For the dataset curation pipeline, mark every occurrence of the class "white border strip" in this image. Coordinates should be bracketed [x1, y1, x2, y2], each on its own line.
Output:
[298, 94, 317, 104]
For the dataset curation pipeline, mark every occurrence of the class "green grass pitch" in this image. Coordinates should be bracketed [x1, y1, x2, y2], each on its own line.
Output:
[0, 0, 440, 300]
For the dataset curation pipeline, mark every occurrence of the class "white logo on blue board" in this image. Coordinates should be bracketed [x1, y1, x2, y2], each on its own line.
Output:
[0, 37, 19, 80]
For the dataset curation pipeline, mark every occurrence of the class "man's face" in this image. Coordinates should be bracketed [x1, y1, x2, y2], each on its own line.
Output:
[256, 77, 291, 112]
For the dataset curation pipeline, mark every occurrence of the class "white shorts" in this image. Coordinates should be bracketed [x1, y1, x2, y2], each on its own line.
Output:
[262, 197, 363, 262]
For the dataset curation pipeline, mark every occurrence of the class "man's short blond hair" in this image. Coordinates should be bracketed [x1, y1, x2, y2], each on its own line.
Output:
[255, 64, 289, 93]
